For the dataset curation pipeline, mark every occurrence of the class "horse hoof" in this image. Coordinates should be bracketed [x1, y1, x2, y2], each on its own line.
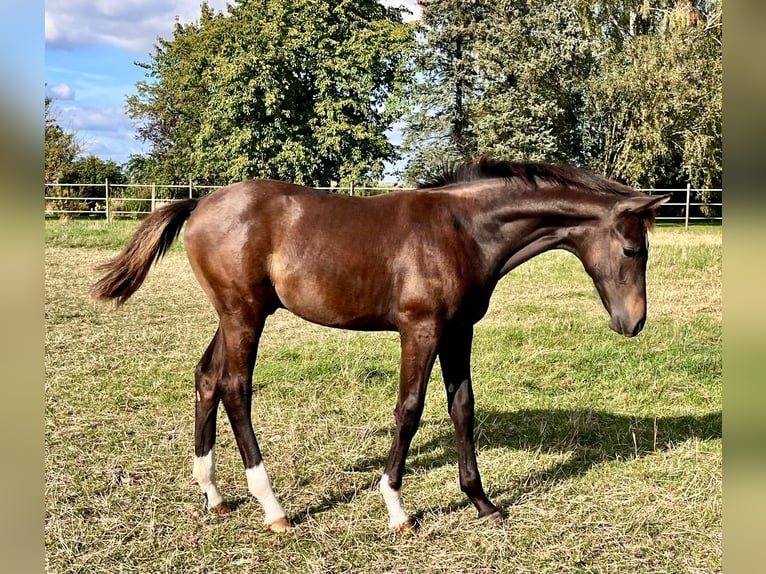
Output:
[479, 510, 504, 524]
[392, 518, 416, 535]
[266, 517, 291, 533]
[211, 502, 231, 514]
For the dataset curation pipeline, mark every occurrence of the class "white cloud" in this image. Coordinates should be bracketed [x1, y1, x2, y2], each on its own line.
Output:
[46, 1, 422, 53]
[58, 104, 133, 132]
[81, 130, 148, 163]
[46, 83, 75, 100]
[380, 1, 422, 22]
[45, 0, 232, 53]
[54, 104, 145, 163]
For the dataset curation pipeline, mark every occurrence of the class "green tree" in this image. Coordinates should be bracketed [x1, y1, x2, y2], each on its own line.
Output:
[473, 0, 595, 164]
[400, 0, 486, 183]
[575, 0, 671, 50]
[123, 154, 166, 184]
[61, 155, 125, 185]
[583, 0, 722, 188]
[401, 0, 721, 190]
[127, 0, 415, 186]
[59, 155, 127, 211]
[45, 96, 81, 183]
[126, 3, 224, 185]
[401, 0, 595, 182]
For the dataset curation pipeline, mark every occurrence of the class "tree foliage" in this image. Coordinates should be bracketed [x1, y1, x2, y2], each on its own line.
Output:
[402, 0, 596, 182]
[583, 0, 722, 188]
[122, 154, 165, 184]
[402, 0, 721, 188]
[51, 155, 128, 212]
[400, 1, 485, 183]
[122, 0, 720, 189]
[45, 96, 82, 183]
[473, 0, 595, 164]
[127, 0, 415, 186]
[126, 3, 227, 185]
[61, 155, 126, 186]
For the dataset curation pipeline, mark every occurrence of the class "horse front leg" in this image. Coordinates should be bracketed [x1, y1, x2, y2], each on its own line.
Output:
[380, 321, 440, 531]
[439, 326, 502, 522]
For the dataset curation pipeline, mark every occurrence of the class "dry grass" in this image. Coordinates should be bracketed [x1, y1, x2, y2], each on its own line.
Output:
[45, 221, 721, 573]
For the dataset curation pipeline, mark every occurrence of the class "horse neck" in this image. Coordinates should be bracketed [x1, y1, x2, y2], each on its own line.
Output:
[465, 181, 610, 278]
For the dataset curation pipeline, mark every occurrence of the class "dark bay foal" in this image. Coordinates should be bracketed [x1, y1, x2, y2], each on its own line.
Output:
[91, 159, 669, 532]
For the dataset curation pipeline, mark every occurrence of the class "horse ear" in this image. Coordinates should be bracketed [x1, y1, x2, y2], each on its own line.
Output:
[616, 194, 672, 216]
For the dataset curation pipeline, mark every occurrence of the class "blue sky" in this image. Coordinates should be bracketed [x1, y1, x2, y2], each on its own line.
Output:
[45, 0, 421, 173]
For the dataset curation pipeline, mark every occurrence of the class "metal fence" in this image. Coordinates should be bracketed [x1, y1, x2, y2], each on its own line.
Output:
[44, 180, 722, 228]
[638, 184, 722, 227]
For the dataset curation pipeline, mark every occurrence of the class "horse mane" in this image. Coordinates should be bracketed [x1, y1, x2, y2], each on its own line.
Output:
[416, 157, 637, 198]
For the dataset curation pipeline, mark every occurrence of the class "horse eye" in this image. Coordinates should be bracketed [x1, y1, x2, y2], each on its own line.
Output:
[622, 246, 639, 258]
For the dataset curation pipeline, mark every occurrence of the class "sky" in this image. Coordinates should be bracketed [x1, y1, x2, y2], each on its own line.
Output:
[44, 0, 421, 175]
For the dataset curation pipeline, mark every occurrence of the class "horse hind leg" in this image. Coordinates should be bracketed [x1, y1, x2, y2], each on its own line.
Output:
[192, 329, 228, 513]
[217, 311, 289, 532]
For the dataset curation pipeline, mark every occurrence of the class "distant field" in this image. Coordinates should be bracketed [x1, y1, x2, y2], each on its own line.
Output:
[45, 220, 721, 573]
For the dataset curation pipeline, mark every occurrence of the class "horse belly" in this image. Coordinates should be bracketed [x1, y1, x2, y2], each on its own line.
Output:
[271, 263, 395, 331]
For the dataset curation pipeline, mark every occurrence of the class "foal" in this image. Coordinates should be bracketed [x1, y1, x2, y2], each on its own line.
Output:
[91, 159, 668, 532]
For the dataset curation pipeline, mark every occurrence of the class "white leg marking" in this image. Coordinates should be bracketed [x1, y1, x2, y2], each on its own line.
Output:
[192, 449, 225, 509]
[246, 463, 287, 526]
[380, 473, 410, 529]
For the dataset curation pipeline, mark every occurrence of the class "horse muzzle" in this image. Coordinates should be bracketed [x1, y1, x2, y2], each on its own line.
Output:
[609, 313, 646, 338]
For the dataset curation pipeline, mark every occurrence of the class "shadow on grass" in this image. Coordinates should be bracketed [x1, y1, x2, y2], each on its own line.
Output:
[289, 476, 382, 527]
[434, 408, 719, 511]
[423, 407, 720, 465]
[331, 408, 721, 519]
[243, 408, 720, 522]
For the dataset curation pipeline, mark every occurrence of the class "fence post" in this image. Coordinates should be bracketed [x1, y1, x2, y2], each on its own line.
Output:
[151, 183, 156, 211]
[189, 178, 193, 199]
[685, 183, 691, 230]
[349, 181, 355, 196]
[105, 178, 111, 221]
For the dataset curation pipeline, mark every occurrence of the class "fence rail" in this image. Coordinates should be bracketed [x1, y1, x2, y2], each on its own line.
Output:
[637, 185, 722, 227]
[45, 181, 722, 228]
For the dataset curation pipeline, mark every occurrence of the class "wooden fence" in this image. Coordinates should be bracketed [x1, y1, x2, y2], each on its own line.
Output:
[44, 180, 722, 228]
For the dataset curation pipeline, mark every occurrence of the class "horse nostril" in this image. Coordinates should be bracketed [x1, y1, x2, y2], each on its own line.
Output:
[632, 317, 646, 337]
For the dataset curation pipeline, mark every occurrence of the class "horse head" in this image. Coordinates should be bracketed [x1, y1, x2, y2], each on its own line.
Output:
[575, 193, 670, 337]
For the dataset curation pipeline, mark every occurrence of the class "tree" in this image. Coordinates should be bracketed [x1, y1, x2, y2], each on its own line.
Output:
[401, 0, 721, 190]
[574, 0, 671, 50]
[123, 154, 166, 185]
[59, 155, 127, 211]
[472, 0, 595, 164]
[61, 155, 125, 185]
[45, 96, 81, 183]
[400, 0, 486, 183]
[582, 0, 722, 188]
[127, 0, 415, 186]
[126, 3, 224, 185]
[401, 0, 595, 182]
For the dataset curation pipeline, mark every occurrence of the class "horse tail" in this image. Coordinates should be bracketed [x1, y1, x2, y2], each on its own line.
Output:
[90, 199, 198, 306]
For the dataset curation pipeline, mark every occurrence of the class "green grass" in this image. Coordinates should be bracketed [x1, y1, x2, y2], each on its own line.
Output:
[45, 221, 721, 573]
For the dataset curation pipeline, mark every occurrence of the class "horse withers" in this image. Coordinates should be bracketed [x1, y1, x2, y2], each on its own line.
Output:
[90, 159, 669, 532]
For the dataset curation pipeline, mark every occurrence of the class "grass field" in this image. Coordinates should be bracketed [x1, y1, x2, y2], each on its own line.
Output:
[45, 219, 721, 573]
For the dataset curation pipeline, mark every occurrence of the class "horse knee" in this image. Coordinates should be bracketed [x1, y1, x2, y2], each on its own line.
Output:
[395, 396, 424, 427]
[195, 372, 217, 404]
[219, 376, 252, 415]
